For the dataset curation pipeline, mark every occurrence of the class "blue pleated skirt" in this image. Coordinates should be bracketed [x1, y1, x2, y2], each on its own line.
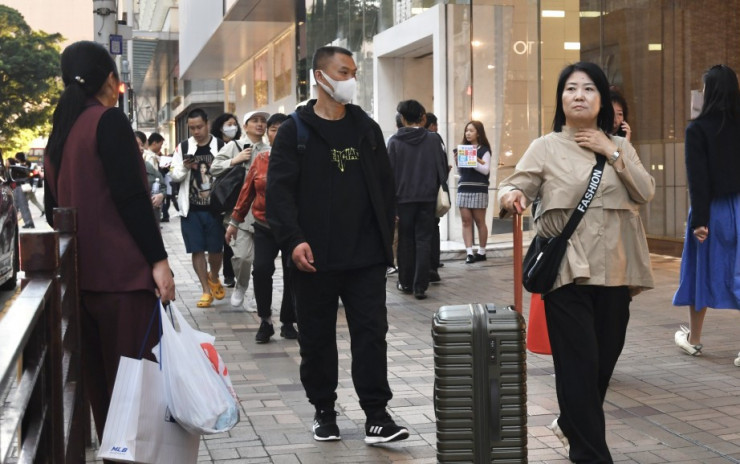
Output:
[673, 193, 740, 310]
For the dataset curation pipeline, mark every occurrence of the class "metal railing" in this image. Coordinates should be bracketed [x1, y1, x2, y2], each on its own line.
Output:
[0, 208, 85, 463]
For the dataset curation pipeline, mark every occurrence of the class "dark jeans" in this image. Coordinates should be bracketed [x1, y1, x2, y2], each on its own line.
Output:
[544, 284, 631, 464]
[291, 264, 392, 415]
[397, 201, 435, 292]
[252, 223, 295, 323]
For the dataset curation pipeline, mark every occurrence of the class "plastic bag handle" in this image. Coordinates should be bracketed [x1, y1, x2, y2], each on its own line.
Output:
[137, 300, 162, 360]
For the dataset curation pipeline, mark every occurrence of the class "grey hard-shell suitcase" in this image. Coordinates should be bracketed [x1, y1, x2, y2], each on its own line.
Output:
[433, 215, 527, 463]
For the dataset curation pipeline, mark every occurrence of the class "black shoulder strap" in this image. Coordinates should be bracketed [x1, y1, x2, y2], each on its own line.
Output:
[290, 112, 309, 155]
[559, 155, 607, 240]
[181, 139, 188, 156]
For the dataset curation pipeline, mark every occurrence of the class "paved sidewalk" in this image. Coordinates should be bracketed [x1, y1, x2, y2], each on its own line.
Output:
[87, 216, 740, 463]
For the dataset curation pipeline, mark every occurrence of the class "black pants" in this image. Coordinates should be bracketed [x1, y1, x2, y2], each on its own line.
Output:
[223, 239, 235, 282]
[291, 264, 392, 415]
[252, 223, 295, 323]
[397, 201, 435, 292]
[162, 194, 171, 219]
[80, 291, 160, 443]
[544, 284, 631, 464]
[431, 217, 441, 269]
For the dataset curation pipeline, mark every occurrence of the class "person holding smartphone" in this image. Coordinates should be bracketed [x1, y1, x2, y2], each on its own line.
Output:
[171, 108, 226, 308]
[211, 110, 270, 309]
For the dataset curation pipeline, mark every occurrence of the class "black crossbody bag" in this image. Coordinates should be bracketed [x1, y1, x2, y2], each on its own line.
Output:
[522, 155, 606, 294]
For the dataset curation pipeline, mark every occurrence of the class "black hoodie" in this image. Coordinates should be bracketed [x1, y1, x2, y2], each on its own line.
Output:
[265, 100, 396, 271]
[387, 126, 446, 204]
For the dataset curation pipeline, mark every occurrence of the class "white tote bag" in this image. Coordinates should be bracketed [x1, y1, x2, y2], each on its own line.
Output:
[98, 357, 200, 463]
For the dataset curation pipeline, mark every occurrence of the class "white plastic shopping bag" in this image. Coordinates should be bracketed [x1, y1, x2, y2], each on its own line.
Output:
[155, 301, 240, 435]
[98, 357, 200, 463]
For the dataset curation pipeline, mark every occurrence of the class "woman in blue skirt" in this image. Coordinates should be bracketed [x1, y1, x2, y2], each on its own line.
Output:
[673, 64, 740, 366]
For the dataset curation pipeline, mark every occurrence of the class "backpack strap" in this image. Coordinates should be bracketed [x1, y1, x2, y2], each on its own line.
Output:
[180, 139, 188, 156]
[290, 112, 309, 154]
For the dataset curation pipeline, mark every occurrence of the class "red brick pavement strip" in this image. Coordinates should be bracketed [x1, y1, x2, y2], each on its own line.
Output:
[86, 217, 740, 463]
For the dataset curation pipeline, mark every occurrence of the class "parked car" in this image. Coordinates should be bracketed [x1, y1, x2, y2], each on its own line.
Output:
[0, 162, 25, 290]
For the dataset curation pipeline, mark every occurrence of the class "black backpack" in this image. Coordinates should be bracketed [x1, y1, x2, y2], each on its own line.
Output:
[210, 140, 245, 214]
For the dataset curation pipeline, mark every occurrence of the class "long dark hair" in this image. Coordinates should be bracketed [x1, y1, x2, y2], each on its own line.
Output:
[695, 64, 740, 131]
[460, 120, 491, 149]
[552, 62, 613, 133]
[46, 41, 118, 172]
[211, 113, 241, 141]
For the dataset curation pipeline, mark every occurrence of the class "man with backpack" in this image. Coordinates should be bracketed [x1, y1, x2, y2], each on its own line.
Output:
[212, 110, 270, 308]
[265, 46, 409, 445]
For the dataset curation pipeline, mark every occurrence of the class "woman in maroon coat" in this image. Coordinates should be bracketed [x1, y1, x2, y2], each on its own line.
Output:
[44, 41, 176, 441]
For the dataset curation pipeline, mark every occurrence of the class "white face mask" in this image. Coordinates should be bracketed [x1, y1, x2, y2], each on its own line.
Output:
[317, 70, 356, 105]
[222, 125, 238, 139]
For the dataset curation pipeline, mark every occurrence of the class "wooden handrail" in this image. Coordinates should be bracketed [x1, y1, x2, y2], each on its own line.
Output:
[0, 208, 84, 463]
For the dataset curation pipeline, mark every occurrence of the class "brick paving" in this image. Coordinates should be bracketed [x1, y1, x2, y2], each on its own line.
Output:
[86, 215, 740, 463]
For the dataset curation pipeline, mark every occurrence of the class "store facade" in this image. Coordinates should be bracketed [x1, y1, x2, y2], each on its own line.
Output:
[178, 0, 740, 250]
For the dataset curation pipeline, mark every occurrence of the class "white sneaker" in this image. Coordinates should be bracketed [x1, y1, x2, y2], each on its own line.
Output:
[674, 325, 702, 356]
[245, 296, 257, 312]
[230, 287, 245, 307]
[734, 352, 740, 367]
[547, 417, 569, 453]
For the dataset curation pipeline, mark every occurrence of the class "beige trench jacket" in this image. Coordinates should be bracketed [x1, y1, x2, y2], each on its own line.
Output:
[498, 127, 655, 295]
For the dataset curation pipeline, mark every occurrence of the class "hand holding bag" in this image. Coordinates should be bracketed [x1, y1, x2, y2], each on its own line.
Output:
[522, 155, 606, 294]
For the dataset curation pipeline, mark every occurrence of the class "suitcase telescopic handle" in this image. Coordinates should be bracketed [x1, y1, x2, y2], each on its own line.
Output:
[499, 205, 524, 313]
[513, 213, 523, 313]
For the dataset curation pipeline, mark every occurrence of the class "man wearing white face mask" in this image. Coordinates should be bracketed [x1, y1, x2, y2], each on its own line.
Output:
[266, 46, 408, 445]
[212, 110, 270, 308]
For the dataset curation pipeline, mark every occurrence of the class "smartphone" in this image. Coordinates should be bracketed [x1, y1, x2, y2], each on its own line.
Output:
[183, 154, 195, 162]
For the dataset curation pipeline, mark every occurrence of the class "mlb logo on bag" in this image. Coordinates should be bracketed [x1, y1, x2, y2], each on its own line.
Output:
[111, 446, 129, 453]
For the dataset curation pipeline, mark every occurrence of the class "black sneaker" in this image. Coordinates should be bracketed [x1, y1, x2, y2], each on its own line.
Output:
[429, 270, 441, 283]
[223, 277, 235, 288]
[280, 323, 298, 339]
[364, 412, 409, 444]
[475, 253, 487, 262]
[465, 254, 476, 264]
[255, 321, 274, 343]
[313, 410, 341, 441]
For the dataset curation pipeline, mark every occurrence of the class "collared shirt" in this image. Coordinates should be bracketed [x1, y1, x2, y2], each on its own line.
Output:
[498, 127, 655, 295]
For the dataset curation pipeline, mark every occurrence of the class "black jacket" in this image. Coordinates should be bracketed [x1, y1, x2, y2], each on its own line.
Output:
[387, 127, 446, 204]
[265, 100, 396, 269]
[685, 111, 740, 228]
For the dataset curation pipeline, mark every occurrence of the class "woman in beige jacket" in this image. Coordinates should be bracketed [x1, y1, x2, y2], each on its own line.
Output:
[499, 62, 654, 463]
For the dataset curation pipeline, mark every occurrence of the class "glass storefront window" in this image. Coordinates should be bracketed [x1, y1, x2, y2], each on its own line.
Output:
[538, 0, 740, 244]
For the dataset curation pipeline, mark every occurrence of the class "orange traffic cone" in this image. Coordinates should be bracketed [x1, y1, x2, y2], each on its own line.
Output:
[527, 293, 552, 355]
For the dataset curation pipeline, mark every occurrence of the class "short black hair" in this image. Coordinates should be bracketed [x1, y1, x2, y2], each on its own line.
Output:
[267, 113, 289, 128]
[148, 132, 165, 144]
[552, 62, 613, 133]
[312, 46, 353, 72]
[14, 152, 26, 163]
[395, 113, 403, 129]
[424, 112, 438, 128]
[187, 108, 208, 123]
[396, 100, 426, 125]
[134, 130, 147, 145]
